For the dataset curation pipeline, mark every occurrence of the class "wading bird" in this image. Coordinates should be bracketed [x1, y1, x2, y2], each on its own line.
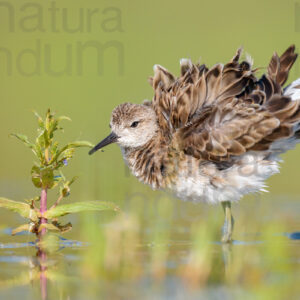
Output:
[89, 45, 300, 243]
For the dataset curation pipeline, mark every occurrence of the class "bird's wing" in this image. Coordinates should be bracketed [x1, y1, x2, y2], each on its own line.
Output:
[148, 47, 257, 138]
[177, 95, 300, 161]
[148, 45, 300, 162]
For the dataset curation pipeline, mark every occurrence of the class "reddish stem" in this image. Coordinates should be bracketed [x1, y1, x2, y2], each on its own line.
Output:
[37, 249, 48, 300]
[39, 188, 48, 237]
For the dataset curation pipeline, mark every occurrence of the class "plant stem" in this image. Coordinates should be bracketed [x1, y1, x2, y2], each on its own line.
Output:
[50, 195, 63, 210]
[37, 248, 48, 300]
[39, 188, 48, 237]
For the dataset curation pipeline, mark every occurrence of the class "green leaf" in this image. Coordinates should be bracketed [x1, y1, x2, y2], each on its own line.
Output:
[59, 141, 94, 154]
[41, 166, 54, 188]
[48, 120, 58, 139]
[38, 223, 60, 233]
[60, 186, 70, 198]
[60, 176, 78, 197]
[58, 148, 75, 162]
[34, 142, 44, 162]
[31, 165, 42, 188]
[50, 141, 59, 160]
[51, 221, 72, 233]
[0, 198, 38, 221]
[36, 129, 46, 148]
[55, 222, 72, 233]
[10, 133, 32, 146]
[45, 108, 52, 131]
[57, 116, 71, 122]
[11, 224, 31, 235]
[43, 129, 50, 148]
[53, 141, 94, 164]
[31, 165, 54, 189]
[67, 141, 94, 148]
[44, 201, 120, 219]
[10, 134, 36, 151]
[32, 110, 44, 129]
[24, 196, 40, 204]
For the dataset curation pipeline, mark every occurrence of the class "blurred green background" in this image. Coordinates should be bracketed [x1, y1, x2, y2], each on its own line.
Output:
[0, 1, 300, 299]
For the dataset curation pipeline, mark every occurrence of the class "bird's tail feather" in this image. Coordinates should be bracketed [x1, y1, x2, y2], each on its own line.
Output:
[266, 76, 300, 153]
[268, 45, 298, 87]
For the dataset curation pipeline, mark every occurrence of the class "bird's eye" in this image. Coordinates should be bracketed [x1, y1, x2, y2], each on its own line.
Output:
[130, 121, 139, 128]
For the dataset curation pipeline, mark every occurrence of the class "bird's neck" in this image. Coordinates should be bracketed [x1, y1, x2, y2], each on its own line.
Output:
[121, 135, 170, 189]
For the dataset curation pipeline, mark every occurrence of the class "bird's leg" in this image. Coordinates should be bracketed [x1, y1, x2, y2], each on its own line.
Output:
[221, 201, 234, 243]
[221, 243, 232, 276]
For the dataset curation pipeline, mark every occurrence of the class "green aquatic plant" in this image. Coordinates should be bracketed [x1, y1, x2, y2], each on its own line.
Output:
[0, 109, 119, 240]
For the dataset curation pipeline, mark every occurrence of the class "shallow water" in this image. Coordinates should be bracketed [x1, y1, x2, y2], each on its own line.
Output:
[0, 196, 299, 300]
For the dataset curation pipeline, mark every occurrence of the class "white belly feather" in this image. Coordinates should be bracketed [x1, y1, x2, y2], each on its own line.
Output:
[170, 152, 280, 204]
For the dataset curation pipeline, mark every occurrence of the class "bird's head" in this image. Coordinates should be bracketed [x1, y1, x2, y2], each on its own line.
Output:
[89, 102, 158, 154]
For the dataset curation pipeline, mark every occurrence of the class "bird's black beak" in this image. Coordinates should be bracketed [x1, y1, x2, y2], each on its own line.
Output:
[89, 132, 119, 155]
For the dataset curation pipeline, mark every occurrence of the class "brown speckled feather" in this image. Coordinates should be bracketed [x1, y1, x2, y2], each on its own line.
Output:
[149, 45, 300, 163]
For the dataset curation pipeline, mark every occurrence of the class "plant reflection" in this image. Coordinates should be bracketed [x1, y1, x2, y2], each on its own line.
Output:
[0, 198, 299, 300]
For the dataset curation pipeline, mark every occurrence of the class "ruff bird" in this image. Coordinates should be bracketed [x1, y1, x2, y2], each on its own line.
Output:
[89, 45, 300, 243]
